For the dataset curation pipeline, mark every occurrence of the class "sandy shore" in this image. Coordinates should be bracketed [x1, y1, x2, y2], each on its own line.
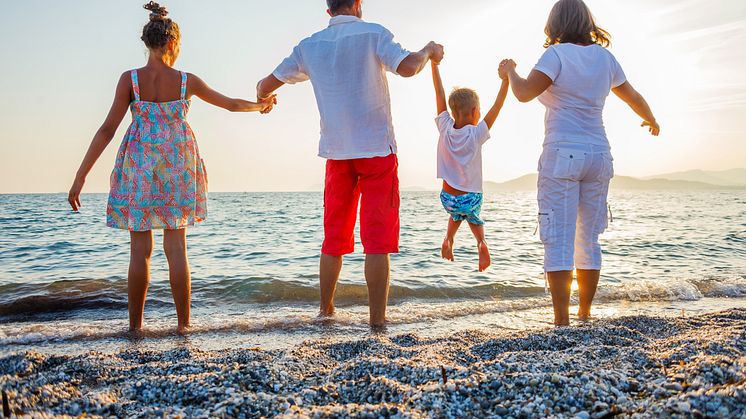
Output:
[1, 309, 744, 418]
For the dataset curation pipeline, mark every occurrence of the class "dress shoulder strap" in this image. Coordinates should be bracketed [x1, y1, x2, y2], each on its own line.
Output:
[180, 71, 187, 100]
[130, 70, 141, 101]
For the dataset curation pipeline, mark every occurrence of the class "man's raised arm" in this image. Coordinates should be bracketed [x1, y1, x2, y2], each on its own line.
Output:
[397, 41, 444, 78]
[257, 75, 285, 101]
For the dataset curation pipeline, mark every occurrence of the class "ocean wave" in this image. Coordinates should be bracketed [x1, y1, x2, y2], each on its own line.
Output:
[1, 274, 743, 319]
[1, 275, 745, 347]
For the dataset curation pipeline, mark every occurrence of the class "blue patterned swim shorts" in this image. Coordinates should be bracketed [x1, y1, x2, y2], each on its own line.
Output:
[440, 191, 485, 225]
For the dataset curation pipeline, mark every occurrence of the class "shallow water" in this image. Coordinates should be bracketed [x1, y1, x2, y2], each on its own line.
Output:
[0, 191, 744, 354]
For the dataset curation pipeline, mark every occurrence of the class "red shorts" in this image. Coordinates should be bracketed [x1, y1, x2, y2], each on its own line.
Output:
[322, 154, 400, 256]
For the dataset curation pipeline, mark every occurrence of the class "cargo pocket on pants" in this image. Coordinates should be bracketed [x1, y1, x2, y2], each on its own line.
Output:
[596, 202, 610, 235]
[552, 148, 587, 180]
[538, 209, 554, 244]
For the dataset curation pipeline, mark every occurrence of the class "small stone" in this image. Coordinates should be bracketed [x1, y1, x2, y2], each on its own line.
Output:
[677, 402, 691, 413]
[664, 382, 683, 392]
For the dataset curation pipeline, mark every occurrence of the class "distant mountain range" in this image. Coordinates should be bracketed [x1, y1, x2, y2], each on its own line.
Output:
[641, 168, 746, 187]
[484, 168, 746, 191]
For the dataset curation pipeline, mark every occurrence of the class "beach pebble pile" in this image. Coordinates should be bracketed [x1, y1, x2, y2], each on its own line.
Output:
[1, 309, 744, 418]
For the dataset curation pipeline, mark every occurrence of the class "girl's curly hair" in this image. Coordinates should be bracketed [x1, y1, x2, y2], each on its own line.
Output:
[141, 2, 180, 49]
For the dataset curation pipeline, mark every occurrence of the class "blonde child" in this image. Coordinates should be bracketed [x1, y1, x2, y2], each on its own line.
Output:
[431, 60, 509, 272]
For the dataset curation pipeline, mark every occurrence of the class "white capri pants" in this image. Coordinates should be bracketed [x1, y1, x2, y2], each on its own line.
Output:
[537, 142, 614, 272]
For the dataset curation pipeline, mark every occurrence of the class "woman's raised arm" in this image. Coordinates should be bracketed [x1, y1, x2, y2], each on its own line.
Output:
[502, 60, 553, 103]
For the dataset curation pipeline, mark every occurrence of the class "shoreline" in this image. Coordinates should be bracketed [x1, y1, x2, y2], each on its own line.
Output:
[1, 309, 744, 417]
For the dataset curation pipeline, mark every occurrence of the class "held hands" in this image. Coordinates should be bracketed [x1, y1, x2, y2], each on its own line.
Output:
[499, 59, 516, 80]
[258, 94, 278, 114]
[642, 120, 660, 136]
[427, 41, 445, 64]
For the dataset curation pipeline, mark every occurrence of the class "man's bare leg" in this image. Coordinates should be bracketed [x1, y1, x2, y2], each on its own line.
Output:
[441, 218, 462, 261]
[365, 254, 390, 327]
[548, 270, 573, 326]
[319, 254, 343, 317]
[577, 269, 600, 320]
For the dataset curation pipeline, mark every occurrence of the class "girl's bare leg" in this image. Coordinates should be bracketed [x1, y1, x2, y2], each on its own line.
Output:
[163, 229, 191, 334]
[577, 269, 600, 320]
[128, 231, 153, 331]
[441, 218, 462, 261]
[467, 223, 491, 272]
[548, 270, 573, 325]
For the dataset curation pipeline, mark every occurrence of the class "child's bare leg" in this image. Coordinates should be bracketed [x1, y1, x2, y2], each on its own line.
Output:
[128, 231, 153, 332]
[467, 223, 491, 272]
[164, 229, 191, 334]
[441, 218, 462, 261]
[577, 269, 600, 320]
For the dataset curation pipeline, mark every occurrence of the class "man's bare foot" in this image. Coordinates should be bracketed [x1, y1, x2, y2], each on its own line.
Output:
[477, 241, 491, 272]
[441, 238, 454, 261]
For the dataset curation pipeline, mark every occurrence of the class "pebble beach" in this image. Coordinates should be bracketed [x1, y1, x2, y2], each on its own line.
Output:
[1, 308, 744, 418]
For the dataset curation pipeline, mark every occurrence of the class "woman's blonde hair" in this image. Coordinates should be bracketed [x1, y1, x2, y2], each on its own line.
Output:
[544, 0, 610, 48]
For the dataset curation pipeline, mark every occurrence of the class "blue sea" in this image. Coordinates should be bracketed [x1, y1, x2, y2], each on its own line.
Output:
[1, 191, 744, 355]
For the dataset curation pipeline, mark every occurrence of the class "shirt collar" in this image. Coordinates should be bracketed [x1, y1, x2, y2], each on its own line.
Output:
[329, 15, 361, 27]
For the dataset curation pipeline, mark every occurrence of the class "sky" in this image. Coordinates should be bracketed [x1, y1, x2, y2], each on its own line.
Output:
[0, 0, 744, 193]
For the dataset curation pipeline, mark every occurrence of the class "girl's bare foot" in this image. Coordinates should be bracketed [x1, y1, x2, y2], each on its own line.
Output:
[441, 238, 454, 261]
[477, 241, 491, 272]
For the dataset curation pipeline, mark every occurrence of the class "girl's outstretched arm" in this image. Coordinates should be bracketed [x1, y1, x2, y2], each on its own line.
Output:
[612, 81, 660, 136]
[68, 72, 131, 211]
[189, 74, 276, 113]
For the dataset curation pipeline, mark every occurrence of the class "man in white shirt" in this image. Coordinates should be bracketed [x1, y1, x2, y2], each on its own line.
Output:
[256, 0, 444, 327]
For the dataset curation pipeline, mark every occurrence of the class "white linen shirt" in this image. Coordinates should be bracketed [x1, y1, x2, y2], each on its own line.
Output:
[435, 112, 491, 193]
[534, 44, 627, 148]
[272, 15, 411, 160]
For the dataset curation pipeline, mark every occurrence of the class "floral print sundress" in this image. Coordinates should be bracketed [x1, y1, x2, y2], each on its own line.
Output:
[107, 69, 208, 231]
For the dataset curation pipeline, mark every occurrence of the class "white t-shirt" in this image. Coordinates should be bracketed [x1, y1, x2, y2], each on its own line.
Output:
[435, 112, 491, 193]
[533, 44, 627, 148]
[272, 16, 411, 160]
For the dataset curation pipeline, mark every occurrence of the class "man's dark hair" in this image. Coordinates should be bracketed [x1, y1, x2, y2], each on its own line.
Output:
[327, 0, 356, 13]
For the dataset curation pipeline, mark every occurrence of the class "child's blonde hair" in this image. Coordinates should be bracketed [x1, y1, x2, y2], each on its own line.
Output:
[448, 88, 480, 119]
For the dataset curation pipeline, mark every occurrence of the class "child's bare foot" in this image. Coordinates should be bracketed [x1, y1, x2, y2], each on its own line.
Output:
[477, 241, 491, 272]
[441, 238, 454, 261]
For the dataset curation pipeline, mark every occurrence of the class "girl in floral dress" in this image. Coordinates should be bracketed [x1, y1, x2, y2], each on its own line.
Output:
[68, 2, 275, 334]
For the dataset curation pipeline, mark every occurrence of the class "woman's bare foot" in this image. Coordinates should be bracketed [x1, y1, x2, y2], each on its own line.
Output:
[177, 324, 191, 336]
[477, 241, 491, 272]
[577, 309, 591, 321]
[441, 238, 454, 261]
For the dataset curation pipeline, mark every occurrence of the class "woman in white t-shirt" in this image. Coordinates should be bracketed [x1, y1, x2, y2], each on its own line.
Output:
[499, 0, 660, 325]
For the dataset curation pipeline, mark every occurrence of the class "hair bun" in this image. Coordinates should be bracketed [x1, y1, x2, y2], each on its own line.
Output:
[143, 1, 168, 21]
